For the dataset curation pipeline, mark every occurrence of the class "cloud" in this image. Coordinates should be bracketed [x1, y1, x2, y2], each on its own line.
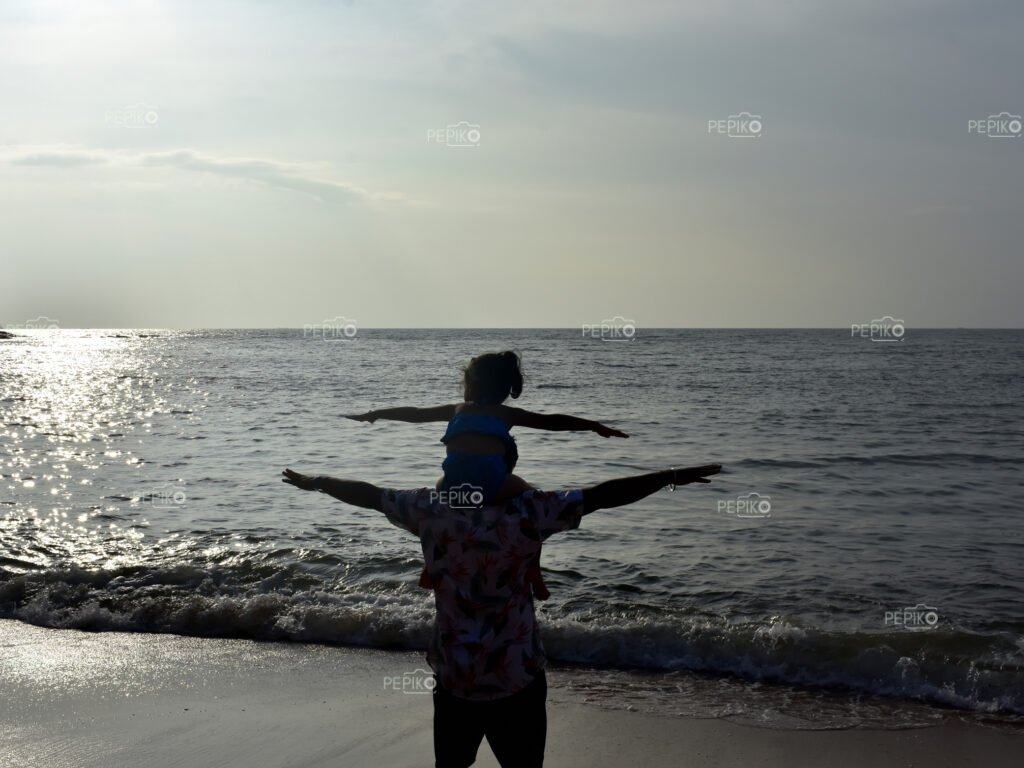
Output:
[8, 149, 111, 167]
[0, 145, 402, 204]
[137, 149, 374, 204]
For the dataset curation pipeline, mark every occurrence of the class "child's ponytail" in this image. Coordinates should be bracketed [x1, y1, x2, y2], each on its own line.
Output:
[502, 351, 523, 400]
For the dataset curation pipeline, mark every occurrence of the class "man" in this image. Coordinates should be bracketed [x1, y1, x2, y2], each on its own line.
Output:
[282, 463, 721, 768]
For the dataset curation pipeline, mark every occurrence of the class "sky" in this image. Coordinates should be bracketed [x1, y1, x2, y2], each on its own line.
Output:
[1, 0, 1022, 328]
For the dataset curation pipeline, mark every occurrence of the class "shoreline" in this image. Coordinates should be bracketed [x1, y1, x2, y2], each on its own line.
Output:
[2, 619, 1021, 767]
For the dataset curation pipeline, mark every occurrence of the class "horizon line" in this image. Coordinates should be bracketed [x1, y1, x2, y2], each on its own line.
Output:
[4, 326, 1023, 332]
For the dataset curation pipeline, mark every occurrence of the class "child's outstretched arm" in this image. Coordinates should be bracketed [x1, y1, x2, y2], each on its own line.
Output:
[346, 404, 457, 424]
[501, 406, 629, 438]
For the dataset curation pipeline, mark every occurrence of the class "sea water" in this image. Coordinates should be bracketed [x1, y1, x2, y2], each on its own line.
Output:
[2, 329, 1022, 727]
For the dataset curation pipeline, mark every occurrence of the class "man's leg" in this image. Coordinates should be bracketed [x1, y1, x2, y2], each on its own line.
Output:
[482, 672, 547, 768]
[434, 678, 486, 768]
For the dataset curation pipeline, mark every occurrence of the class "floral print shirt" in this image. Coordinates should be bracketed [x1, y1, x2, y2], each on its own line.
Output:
[380, 488, 586, 701]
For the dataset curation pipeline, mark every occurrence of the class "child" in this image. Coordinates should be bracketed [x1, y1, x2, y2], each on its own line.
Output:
[347, 350, 628, 600]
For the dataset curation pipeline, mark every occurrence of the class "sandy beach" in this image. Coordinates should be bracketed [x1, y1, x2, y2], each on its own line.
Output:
[1, 619, 1020, 768]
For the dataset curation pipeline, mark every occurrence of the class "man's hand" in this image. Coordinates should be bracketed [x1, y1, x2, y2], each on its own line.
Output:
[345, 412, 377, 423]
[281, 470, 384, 511]
[673, 464, 722, 485]
[583, 463, 722, 515]
[282, 468, 318, 491]
[594, 423, 629, 439]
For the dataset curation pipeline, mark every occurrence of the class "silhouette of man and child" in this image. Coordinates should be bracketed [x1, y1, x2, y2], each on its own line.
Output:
[283, 351, 720, 768]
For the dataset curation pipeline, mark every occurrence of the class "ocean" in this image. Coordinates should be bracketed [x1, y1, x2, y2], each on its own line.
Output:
[2, 328, 1022, 729]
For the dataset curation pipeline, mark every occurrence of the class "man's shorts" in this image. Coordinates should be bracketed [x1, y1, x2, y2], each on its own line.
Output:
[433, 671, 547, 768]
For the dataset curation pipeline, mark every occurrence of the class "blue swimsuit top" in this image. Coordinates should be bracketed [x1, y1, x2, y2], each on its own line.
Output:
[440, 411, 511, 445]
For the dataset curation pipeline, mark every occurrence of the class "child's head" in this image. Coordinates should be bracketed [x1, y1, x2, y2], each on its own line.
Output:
[463, 351, 523, 405]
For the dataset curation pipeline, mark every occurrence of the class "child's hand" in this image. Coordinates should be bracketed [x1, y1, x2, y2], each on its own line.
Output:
[594, 423, 629, 438]
[282, 468, 318, 491]
[345, 412, 377, 423]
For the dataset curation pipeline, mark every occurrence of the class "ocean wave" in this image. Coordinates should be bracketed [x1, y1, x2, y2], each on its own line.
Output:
[2, 563, 1022, 718]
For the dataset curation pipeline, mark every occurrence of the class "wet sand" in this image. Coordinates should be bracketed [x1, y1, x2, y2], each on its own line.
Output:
[1, 619, 1020, 767]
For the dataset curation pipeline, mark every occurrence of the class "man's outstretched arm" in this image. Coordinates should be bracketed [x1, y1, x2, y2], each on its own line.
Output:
[581, 464, 722, 515]
[282, 468, 383, 511]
